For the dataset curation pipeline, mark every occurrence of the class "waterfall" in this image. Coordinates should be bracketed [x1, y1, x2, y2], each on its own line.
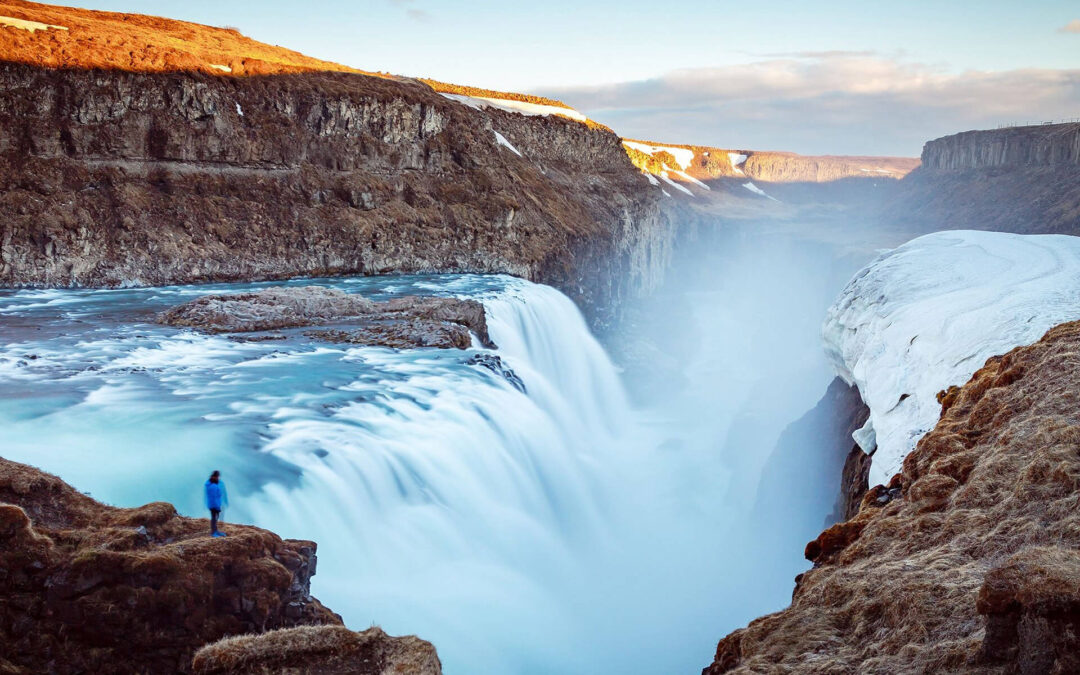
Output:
[238, 279, 655, 673]
[0, 275, 735, 674]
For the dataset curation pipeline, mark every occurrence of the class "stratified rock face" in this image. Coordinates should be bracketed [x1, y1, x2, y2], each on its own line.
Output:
[192, 625, 441, 675]
[922, 123, 1080, 170]
[0, 4, 673, 331]
[705, 321, 1080, 674]
[882, 123, 1080, 235]
[0, 456, 343, 675]
[159, 286, 492, 349]
[623, 138, 919, 184]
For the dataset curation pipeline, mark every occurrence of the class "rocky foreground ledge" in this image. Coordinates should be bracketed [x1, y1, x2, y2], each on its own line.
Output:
[0, 457, 440, 674]
[705, 321, 1080, 674]
[158, 286, 493, 350]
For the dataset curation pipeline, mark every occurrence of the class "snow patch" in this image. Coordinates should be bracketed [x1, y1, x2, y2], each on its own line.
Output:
[658, 172, 693, 196]
[439, 93, 587, 122]
[493, 130, 522, 157]
[670, 168, 711, 190]
[209, 64, 232, 73]
[823, 230, 1080, 486]
[622, 141, 696, 171]
[0, 16, 67, 32]
[644, 172, 659, 186]
[662, 189, 672, 198]
[728, 152, 748, 175]
[235, 103, 244, 117]
[742, 181, 778, 201]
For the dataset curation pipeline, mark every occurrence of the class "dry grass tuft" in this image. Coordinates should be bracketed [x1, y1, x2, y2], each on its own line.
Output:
[193, 624, 441, 674]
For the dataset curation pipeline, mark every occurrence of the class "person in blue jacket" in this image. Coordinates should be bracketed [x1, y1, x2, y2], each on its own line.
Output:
[204, 470, 229, 537]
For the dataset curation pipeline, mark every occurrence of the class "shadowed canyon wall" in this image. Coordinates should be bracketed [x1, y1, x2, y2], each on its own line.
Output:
[706, 321, 1080, 674]
[884, 122, 1080, 235]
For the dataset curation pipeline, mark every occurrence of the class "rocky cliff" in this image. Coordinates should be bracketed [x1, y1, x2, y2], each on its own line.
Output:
[922, 123, 1080, 170]
[0, 456, 439, 674]
[883, 123, 1080, 235]
[623, 138, 918, 184]
[0, 1, 671, 331]
[704, 320, 1080, 674]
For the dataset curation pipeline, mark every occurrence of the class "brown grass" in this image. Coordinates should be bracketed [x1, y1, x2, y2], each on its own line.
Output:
[707, 320, 1080, 673]
[0, 0, 379, 76]
[0, 1, 597, 129]
[192, 625, 441, 674]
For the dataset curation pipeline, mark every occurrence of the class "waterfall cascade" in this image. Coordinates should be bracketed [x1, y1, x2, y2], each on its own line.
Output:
[0, 275, 741, 674]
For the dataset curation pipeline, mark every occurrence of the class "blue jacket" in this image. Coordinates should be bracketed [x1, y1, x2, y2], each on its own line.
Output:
[204, 480, 228, 511]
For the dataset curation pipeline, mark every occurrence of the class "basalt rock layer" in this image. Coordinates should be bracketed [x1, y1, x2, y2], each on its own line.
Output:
[0, 456, 408, 675]
[158, 286, 493, 349]
[704, 321, 1080, 674]
[883, 123, 1080, 235]
[0, 2, 671, 331]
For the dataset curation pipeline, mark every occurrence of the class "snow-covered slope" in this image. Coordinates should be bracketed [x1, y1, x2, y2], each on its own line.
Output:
[439, 92, 587, 122]
[823, 230, 1080, 486]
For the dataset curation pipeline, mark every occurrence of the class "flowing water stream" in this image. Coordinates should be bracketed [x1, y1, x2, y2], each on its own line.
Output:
[0, 237, 867, 673]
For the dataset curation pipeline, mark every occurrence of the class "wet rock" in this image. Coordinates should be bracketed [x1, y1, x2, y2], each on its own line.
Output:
[309, 321, 471, 350]
[158, 286, 375, 332]
[159, 287, 494, 350]
[465, 353, 526, 393]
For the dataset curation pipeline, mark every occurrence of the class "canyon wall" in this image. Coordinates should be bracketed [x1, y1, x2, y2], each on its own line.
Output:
[921, 122, 1080, 170]
[705, 320, 1080, 674]
[623, 139, 918, 184]
[0, 1, 673, 331]
[883, 123, 1080, 235]
[0, 62, 671, 330]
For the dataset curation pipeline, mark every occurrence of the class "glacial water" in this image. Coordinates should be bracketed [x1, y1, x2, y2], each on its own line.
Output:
[0, 253, 859, 673]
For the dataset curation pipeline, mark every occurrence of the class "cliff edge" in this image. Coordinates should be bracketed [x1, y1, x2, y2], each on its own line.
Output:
[884, 123, 1080, 235]
[706, 320, 1080, 673]
[0, 456, 439, 674]
[0, 1, 671, 331]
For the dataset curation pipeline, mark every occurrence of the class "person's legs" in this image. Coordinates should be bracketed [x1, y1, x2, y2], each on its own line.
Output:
[210, 508, 219, 535]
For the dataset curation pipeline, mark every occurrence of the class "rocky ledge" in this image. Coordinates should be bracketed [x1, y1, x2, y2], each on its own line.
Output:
[192, 625, 441, 675]
[0, 456, 440, 674]
[706, 320, 1080, 674]
[158, 286, 493, 350]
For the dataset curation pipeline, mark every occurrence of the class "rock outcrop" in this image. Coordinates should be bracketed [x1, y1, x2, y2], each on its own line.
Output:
[0, 1, 673, 331]
[0, 456, 438, 675]
[192, 625, 441, 675]
[705, 320, 1080, 674]
[159, 286, 492, 349]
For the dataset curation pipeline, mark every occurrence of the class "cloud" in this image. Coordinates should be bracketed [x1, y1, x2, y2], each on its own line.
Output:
[539, 54, 1080, 156]
[1059, 19, 1080, 33]
[389, 0, 430, 22]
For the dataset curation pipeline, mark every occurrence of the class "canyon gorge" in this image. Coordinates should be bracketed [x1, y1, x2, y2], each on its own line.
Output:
[2, 1, 1080, 674]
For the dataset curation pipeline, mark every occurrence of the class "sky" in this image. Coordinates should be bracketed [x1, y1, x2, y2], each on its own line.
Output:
[66, 0, 1080, 156]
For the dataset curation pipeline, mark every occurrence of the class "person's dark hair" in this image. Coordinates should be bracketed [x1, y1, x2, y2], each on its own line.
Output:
[209, 470, 220, 483]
